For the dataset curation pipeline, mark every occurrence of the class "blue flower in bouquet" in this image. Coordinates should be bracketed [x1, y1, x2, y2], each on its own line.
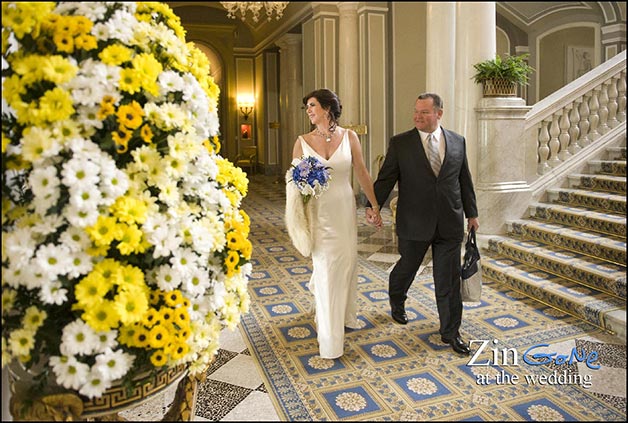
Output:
[288, 155, 332, 203]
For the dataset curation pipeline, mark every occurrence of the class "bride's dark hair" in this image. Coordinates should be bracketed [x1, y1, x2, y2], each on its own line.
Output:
[303, 88, 342, 131]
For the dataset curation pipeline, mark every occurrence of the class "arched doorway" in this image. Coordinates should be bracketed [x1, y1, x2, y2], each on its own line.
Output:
[193, 42, 227, 151]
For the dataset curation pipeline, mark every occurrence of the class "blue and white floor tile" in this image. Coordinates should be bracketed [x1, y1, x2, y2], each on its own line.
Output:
[118, 175, 625, 421]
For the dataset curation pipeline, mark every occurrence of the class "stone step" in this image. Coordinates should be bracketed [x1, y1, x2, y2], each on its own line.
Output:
[606, 146, 627, 160]
[546, 187, 626, 215]
[481, 254, 626, 341]
[488, 236, 626, 299]
[567, 173, 626, 194]
[588, 159, 626, 177]
[528, 202, 626, 238]
[506, 219, 626, 265]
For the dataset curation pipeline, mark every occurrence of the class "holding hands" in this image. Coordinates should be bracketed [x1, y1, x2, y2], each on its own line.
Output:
[365, 205, 383, 228]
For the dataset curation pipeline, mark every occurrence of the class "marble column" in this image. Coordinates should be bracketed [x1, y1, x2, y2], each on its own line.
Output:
[475, 97, 533, 235]
[338, 2, 362, 192]
[338, 2, 361, 127]
[358, 4, 388, 177]
[276, 34, 303, 175]
[425, 2, 456, 128]
[454, 1, 495, 183]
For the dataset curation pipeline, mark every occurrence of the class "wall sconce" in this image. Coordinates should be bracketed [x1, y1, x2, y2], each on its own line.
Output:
[237, 94, 255, 120]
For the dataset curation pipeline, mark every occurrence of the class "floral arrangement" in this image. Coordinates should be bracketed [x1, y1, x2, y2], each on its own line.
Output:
[1, 1, 252, 400]
[286, 155, 332, 204]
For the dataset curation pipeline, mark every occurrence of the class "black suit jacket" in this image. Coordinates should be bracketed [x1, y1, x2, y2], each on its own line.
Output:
[373, 127, 478, 242]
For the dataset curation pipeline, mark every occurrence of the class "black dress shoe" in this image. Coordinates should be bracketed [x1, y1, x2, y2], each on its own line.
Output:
[390, 303, 408, 325]
[441, 336, 470, 355]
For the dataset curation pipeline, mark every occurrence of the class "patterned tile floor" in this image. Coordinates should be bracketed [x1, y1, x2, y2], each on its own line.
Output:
[119, 174, 625, 421]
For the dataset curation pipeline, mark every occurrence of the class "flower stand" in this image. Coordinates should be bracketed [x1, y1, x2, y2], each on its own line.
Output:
[8, 363, 200, 421]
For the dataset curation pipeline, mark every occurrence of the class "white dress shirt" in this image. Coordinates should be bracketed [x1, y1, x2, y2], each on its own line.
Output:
[419, 127, 444, 164]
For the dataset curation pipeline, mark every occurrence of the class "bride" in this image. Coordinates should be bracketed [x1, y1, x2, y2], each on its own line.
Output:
[288, 88, 382, 359]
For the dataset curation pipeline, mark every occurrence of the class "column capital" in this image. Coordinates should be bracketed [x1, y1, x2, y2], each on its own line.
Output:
[275, 33, 302, 50]
[337, 2, 359, 14]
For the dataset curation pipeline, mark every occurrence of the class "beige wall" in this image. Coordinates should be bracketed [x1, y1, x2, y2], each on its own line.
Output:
[496, 28, 510, 57]
[538, 26, 596, 100]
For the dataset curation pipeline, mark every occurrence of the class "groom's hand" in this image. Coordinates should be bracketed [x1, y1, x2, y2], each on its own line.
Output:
[366, 208, 383, 228]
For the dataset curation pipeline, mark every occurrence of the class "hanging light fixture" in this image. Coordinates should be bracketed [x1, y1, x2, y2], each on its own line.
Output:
[220, 2, 289, 23]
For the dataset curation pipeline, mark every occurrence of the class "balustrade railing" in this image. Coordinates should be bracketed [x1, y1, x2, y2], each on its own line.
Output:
[525, 51, 626, 177]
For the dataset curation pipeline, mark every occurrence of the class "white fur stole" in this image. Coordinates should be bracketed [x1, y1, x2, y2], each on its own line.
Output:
[285, 169, 313, 257]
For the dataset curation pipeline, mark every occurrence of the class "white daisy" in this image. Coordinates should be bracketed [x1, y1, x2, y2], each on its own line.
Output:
[79, 367, 113, 399]
[50, 355, 90, 390]
[169, 247, 199, 278]
[157, 179, 180, 207]
[66, 73, 107, 106]
[154, 264, 182, 291]
[188, 297, 210, 321]
[152, 230, 183, 259]
[59, 226, 93, 253]
[29, 165, 60, 199]
[61, 157, 100, 189]
[76, 105, 104, 131]
[105, 9, 137, 44]
[208, 283, 227, 311]
[99, 164, 129, 206]
[30, 214, 65, 238]
[64, 203, 100, 228]
[66, 250, 95, 279]
[4, 227, 36, 267]
[31, 188, 60, 216]
[60, 319, 99, 356]
[182, 266, 210, 297]
[2, 262, 27, 289]
[90, 22, 111, 42]
[38, 280, 68, 305]
[93, 348, 134, 381]
[22, 264, 55, 291]
[158, 70, 185, 96]
[94, 330, 118, 352]
[54, 2, 107, 22]
[68, 184, 103, 210]
[34, 243, 72, 278]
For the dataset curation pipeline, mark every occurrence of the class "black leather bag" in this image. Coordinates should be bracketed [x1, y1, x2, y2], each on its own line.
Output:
[461, 228, 482, 302]
[461, 228, 480, 279]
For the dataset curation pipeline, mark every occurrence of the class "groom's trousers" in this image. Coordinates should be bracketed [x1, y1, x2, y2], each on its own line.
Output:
[389, 227, 463, 340]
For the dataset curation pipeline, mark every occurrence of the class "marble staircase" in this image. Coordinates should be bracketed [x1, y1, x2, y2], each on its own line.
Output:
[482, 137, 627, 342]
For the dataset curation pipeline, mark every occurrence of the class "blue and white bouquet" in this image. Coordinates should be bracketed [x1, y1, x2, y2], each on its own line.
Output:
[287, 155, 332, 203]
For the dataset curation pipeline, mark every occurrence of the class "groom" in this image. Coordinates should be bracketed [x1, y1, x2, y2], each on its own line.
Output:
[366, 92, 479, 355]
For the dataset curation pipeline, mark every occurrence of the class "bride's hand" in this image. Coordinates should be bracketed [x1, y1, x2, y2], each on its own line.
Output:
[366, 208, 382, 228]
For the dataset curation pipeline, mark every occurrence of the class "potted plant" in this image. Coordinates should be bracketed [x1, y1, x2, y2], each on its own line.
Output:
[472, 54, 535, 97]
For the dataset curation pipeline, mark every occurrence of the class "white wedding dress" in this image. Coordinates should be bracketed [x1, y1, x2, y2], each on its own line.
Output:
[299, 130, 359, 359]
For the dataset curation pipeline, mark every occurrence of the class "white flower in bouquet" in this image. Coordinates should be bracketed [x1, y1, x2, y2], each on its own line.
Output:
[286, 155, 332, 203]
[2, 1, 252, 400]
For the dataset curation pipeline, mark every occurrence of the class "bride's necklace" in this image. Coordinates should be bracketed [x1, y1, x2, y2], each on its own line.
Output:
[315, 127, 335, 143]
